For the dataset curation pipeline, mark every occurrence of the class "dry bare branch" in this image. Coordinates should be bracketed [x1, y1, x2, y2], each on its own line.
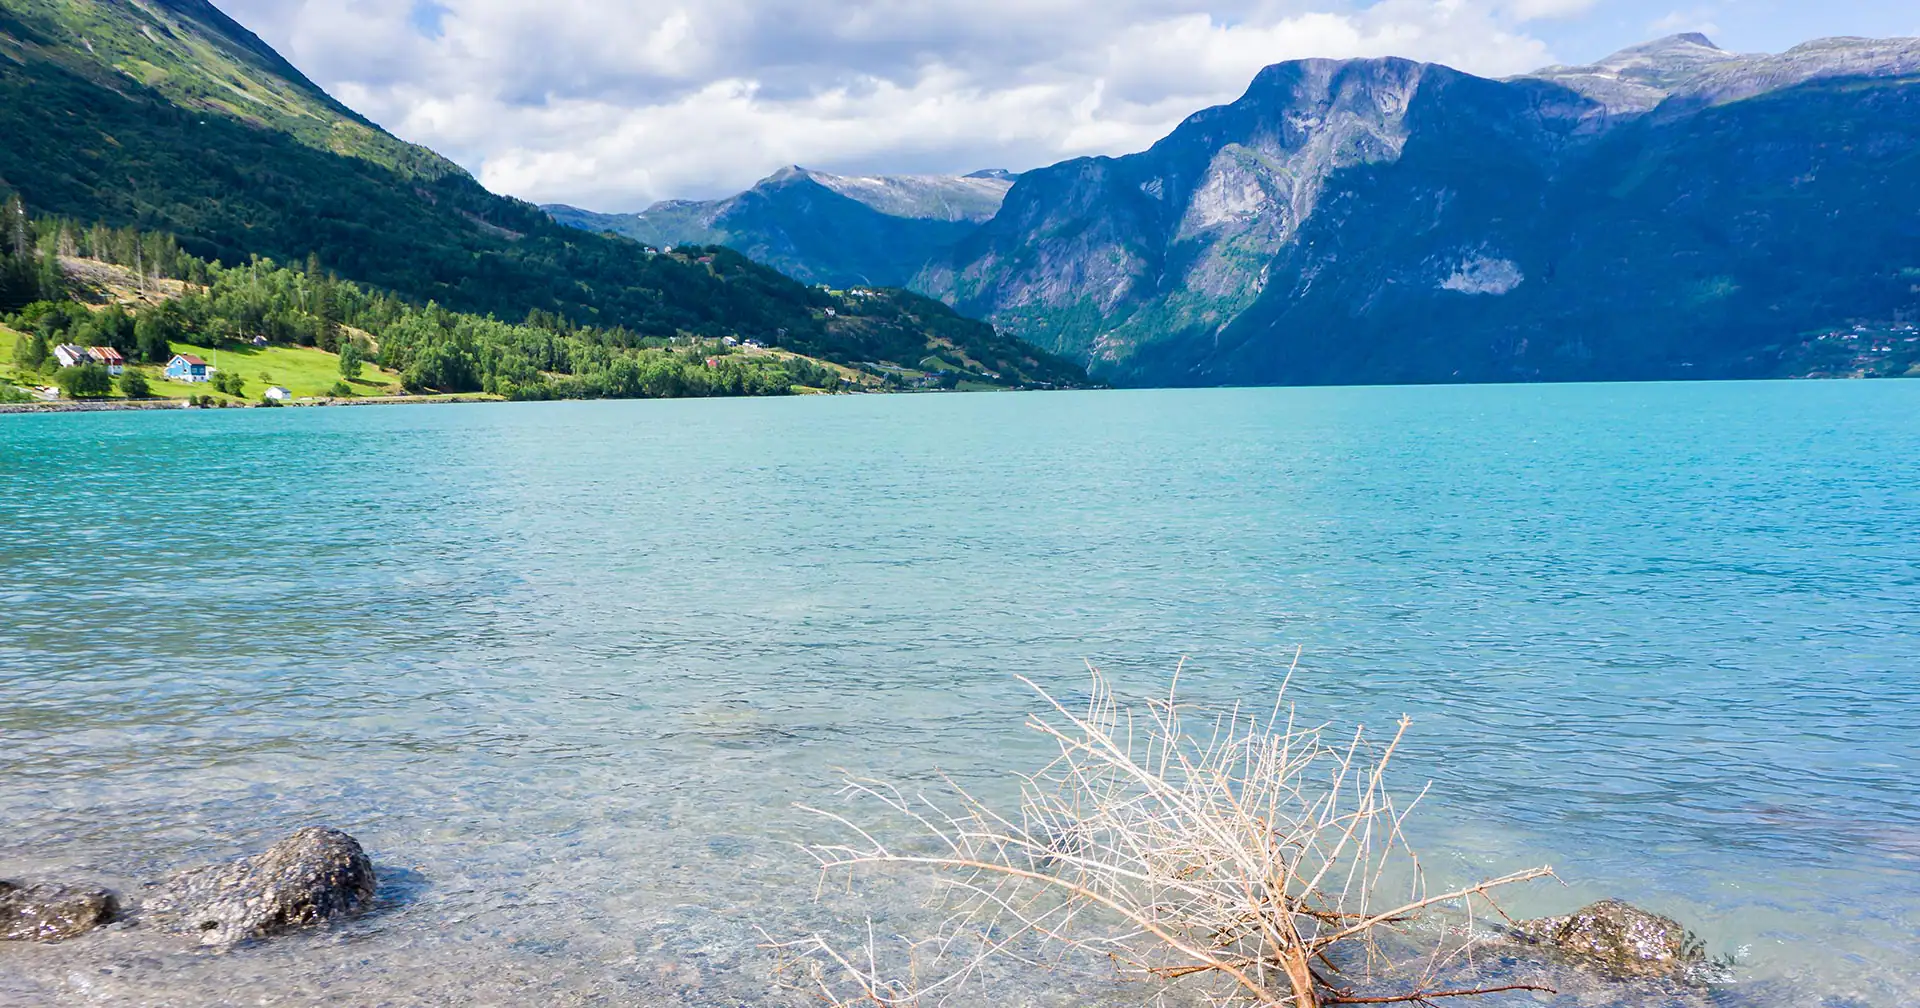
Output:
[770, 662, 1556, 1007]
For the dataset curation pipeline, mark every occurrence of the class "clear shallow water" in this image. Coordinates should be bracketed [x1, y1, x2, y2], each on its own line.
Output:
[1, 383, 1916, 1006]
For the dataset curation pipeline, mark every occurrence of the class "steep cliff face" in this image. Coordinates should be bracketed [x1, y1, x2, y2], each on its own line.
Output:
[926, 35, 1920, 386]
[1163, 71, 1920, 385]
[547, 167, 1014, 288]
[923, 58, 1585, 371]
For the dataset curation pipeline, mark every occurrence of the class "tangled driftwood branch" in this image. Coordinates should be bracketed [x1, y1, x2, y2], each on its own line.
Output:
[772, 660, 1556, 1007]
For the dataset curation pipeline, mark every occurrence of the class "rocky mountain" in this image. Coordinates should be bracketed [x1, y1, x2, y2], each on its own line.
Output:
[1529, 32, 1920, 114]
[547, 167, 1017, 288]
[0, 0, 1086, 387]
[920, 34, 1920, 385]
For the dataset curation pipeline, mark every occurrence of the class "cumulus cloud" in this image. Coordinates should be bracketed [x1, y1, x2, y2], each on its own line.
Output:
[218, 0, 1591, 207]
[1648, 9, 1722, 37]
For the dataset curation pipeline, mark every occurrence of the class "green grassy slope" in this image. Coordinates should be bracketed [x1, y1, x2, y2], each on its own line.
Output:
[161, 340, 404, 399]
[3, 317, 405, 402]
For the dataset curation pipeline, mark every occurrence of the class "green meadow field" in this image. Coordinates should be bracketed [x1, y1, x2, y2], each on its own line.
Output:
[4, 326, 407, 402]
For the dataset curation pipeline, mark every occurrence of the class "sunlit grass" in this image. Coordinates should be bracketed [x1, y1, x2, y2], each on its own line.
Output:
[1, 325, 407, 402]
[164, 341, 403, 400]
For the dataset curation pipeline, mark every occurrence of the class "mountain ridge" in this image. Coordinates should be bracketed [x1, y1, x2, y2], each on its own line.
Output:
[0, 0, 461, 177]
[1525, 32, 1920, 115]
[545, 166, 1017, 288]
[923, 33, 1920, 385]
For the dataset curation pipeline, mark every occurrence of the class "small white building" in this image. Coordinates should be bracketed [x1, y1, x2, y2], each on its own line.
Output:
[53, 344, 89, 369]
[264, 386, 292, 402]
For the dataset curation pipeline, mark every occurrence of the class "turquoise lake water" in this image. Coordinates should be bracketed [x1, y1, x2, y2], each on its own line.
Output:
[2, 383, 1917, 1006]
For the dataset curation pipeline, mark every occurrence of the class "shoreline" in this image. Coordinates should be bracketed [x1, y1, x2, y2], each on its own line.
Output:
[0, 394, 503, 415]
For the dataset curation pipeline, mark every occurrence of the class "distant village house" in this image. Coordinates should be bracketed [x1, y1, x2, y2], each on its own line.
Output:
[53, 344, 89, 369]
[264, 386, 292, 402]
[165, 354, 213, 383]
[86, 346, 125, 375]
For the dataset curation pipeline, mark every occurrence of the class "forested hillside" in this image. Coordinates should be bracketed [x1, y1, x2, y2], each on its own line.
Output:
[0, 0, 1086, 390]
[2, 201, 867, 402]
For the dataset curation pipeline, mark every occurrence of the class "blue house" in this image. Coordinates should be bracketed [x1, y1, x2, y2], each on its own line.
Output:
[165, 354, 212, 383]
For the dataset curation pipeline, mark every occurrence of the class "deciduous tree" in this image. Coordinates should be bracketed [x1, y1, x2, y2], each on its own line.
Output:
[56, 362, 112, 397]
[338, 339, 364, 381]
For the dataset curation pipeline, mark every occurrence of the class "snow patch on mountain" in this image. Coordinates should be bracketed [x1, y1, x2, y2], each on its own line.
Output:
[1439, 255, 1524, 295]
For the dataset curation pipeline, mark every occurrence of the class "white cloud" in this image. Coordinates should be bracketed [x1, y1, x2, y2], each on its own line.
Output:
[1649, 9, 1721, 37]
[218, 0, 1581, 208]
[1501, 0, 1600, 19]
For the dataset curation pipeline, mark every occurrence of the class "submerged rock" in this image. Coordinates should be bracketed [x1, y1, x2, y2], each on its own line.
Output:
[1514, 899, 1705, 979]
[147, 827, 376, 946]
[0, 881, 119, 942]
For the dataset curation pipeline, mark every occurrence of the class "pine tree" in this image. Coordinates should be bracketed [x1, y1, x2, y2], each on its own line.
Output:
[15, 329, 51, 371]
[317, 274, 343, 351]
[4, 196, 28, 258]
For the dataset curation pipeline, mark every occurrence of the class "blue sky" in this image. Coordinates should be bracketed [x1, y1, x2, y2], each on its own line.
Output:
[1523, 0, 1917, 57]
[216, 1, 1919, 208]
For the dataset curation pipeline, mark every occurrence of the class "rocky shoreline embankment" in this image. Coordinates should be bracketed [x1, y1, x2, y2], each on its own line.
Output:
[0, 395, 499, 415]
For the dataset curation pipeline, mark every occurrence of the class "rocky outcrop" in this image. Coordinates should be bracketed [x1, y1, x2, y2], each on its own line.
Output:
[145, 827, 377, 946]
[1514, 899, 1706, 979]
[925, 55, 1446, 374]
[0, 881, 119, 942]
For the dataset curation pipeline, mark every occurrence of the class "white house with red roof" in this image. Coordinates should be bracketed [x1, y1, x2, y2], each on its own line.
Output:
[86, 346, 125, 375]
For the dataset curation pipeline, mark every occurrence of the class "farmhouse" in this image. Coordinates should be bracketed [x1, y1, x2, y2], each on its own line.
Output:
[86, 346, 125, 375]
[165, 354, 213, 383]
[53, 343, 88, 368]
[264, 386, 292, 402]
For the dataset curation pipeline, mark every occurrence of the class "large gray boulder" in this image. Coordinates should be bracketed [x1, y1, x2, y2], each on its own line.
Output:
[1514, 899, 1705, 979]
[0, 881, 119, 942]
[146, 827, 376, 946]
